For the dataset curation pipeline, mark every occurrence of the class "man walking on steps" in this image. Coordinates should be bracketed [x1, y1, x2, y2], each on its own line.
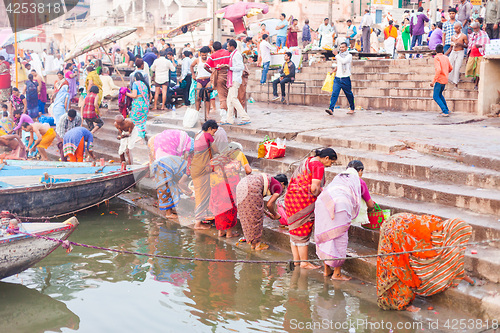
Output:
[431, 44, 453, 117]
[325, 42, 355, 116]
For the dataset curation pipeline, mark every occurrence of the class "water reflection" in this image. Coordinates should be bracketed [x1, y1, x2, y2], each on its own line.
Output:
[0, 281, 79, 332]
[1, 200, 444, 332]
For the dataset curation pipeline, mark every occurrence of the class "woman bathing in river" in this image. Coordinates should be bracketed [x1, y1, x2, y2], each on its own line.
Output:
[284, 148, 337, 269]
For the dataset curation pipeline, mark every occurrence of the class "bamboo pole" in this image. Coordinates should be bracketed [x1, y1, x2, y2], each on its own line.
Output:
[100, 44, 126, 84]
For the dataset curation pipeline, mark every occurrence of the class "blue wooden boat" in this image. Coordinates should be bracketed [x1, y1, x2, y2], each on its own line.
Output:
[0, 216, 79, 280]
[0, 160, 149, 217]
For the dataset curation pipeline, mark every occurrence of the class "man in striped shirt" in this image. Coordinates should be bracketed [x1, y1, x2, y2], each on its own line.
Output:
[205, 41, 230, 120]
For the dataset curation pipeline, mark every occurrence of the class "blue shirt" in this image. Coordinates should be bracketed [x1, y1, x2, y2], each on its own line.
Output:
[277, 19, 288, 37]
[443, 19, 461, 45]
[302, 24, 311, 42]
[142, 52, 157, 67]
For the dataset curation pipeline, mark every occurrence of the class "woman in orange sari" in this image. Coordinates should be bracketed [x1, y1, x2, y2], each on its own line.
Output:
[284, 148, 337, 269]
[377, 213, 475, 312]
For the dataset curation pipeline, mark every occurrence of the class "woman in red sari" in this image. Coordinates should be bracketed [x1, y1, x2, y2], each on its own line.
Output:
[0, 56, 11, 102]
[377, 213, 475, 312]
[284, 148, 337, 269]
[210, 142, 252, 238]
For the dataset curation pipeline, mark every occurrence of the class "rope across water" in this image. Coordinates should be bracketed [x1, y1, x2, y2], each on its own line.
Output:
[13, 230, 500, 266]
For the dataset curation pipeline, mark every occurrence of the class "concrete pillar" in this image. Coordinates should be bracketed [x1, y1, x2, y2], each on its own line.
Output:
[478, 55, 500, 116]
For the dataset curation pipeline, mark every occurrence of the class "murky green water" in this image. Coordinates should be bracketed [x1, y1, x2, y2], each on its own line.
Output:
[0, 200, 481, 333]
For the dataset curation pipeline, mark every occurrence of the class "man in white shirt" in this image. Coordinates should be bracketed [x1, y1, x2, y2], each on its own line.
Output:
[318, 18, 335, 48]
[52, 53, 65, 72]
[151, 50, 175, 110]
[100, 67, 120, 98]
[180, 51, 194, 106]
[360, 9, 373, 53]
[325, 42, 355, 115]
[259, 34, 275, 84]
[222, 39, 251, 125]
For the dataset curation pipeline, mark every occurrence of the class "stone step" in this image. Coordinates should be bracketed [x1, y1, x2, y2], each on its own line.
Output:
[255, 155, 500, 216]
[225, 134, 500, 190]
[103, 109, 500, 173]
[248, 84, 478, 100]
[252, 77, 476, 90]
[96, 122, 500, 192]
[300, 65, 437, 75]
[248, 92, 478, 113]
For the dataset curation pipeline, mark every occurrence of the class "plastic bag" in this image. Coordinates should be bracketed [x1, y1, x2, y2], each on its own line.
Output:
[258, 135, 274, 158]
[264, 138, 286, 159]
[321, 72, 335, 93]
[183, 107, 199, 128]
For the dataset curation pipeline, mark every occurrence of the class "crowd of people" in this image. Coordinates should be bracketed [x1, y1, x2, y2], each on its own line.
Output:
[0, 35, 262, 163]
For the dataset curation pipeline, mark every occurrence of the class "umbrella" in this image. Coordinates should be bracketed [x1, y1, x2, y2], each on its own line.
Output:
[64, 26, 137, 61]
[0, 28, 42, 47]
[165, 17, 212, 44]
[216, 3, 269, 35]
[64, 26, 136, 83]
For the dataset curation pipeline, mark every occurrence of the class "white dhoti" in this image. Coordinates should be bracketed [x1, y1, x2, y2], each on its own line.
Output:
[449, 50, 464, 85]
[118, 126, 139, 155]
[384, 37, 396, 58]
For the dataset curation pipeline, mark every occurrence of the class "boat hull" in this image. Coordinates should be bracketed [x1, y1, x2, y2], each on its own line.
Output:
[0, 165, 148, 217]
[0, 217, 79, 280]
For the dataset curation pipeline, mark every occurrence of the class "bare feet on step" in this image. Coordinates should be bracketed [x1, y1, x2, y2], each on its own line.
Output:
[300, 262, 321, 269]
[194, 222, 211, 230]
[331, 273, 351, 281]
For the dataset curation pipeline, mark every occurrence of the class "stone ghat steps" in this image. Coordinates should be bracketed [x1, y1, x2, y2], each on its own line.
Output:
[123, 193, 492, 322]
[299, 64, 437, 75]
[94, 114, 500, 240]
[248, 91, 478, 113]
[253, 78, 476, 90]
[84, 118, 500, 290]
[248, 83, 478, 100]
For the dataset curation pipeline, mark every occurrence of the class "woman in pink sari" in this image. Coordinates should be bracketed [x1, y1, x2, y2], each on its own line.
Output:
[148, 129, 194, 164]
[314, 167, 361, 280]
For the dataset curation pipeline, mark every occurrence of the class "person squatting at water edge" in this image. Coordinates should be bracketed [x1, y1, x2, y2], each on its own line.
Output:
[284, 148, 337, 269]
[237, 172, 288, 251]
[377, 213, 476, 312]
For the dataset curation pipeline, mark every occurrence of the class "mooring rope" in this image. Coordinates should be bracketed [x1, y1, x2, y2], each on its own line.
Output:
[15, 171, 145, 221]
[11, 229, 500, 267]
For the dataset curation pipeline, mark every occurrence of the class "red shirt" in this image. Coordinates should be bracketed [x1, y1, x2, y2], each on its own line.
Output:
[205, 49, 230, 70]
[82, 93, 98, 118]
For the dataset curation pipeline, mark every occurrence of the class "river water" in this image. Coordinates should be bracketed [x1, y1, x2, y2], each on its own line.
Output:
[0, 200, 481, 333]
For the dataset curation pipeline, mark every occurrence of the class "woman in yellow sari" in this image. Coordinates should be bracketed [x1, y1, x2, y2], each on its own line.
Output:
[85, 66, 103, 105]
[190, 120, 218, 230]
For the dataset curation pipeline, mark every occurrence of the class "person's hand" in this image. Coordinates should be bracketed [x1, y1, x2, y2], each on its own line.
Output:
[493, 23, 498, 30]
[29, 147, 35, 153]
[271, 213, 281, 220]
[430, 82, 434, 87]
